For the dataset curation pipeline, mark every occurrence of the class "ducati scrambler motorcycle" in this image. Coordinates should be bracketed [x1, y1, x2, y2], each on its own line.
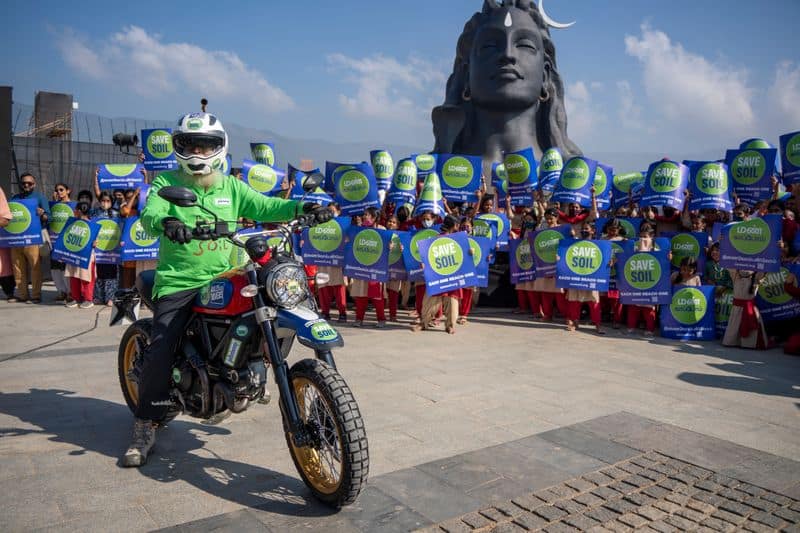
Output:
[111, 174, 368, 507]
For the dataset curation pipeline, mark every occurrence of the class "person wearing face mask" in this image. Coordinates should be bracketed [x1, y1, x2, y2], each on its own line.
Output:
[348, 207, 387, 328]
[600, 218, 627, 329]
[410, 210, 441, 323]
[532, 208, 571, 322]
[512, 211, 540, 319]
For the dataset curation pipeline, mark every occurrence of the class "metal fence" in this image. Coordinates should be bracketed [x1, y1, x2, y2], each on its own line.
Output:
[10, 103, 170, 196]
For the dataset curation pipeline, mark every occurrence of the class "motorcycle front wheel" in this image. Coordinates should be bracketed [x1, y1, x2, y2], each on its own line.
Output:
[284, 359, 369, 508]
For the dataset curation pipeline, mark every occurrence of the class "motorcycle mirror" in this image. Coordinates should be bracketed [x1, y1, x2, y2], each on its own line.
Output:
[158, 186, 198, 207]
[302, 172, 324, 193]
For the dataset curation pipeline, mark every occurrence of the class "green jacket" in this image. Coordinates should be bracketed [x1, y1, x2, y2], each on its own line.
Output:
[141, 171, 300, 299]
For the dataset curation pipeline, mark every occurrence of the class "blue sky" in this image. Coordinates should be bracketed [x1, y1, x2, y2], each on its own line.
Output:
[3, 0, 799, 159]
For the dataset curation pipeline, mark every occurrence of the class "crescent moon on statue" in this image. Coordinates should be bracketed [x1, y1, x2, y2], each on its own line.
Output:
[537, 0, 575, 29]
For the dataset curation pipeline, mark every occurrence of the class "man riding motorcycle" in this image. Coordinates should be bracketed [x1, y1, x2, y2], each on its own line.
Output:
[122, 112, 331, 467]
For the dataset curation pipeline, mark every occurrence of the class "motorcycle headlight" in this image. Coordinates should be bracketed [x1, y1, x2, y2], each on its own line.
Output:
[264, 262, 308, 308]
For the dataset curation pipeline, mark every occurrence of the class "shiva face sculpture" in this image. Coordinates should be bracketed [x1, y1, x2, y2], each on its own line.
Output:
[433, 0, 581, 174]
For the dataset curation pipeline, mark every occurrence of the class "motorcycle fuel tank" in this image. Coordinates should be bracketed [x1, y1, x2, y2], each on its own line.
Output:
[193, 274, 254, 316]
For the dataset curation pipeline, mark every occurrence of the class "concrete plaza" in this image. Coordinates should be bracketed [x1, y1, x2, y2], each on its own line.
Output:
[0, 284, 798, 531]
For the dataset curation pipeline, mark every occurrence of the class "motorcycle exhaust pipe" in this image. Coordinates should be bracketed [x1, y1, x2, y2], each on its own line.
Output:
[213, 382, 249, 414]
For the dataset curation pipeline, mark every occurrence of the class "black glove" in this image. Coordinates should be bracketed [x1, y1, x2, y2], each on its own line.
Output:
[162, 217, 193, 244]
[302, 203, 334, 224]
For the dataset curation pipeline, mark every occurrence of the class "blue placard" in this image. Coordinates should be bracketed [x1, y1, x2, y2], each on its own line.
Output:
[666, 231, 708, 276]
[386, 158, 418, 206]
[300, 217, 351, 267]
[388, 231, 409, 281]
[611, 172, 645, 209]
[491, 163, 509, 208]
[607, 239, 626, 291]
[755, 264, 800, 322]
[325, 161, 356, 193]
[343, 226, 391, 282]
[725, 148, 777, 206]
[640, 160, 689, 209]
[660, 285, 716, 340]
[51, 217, 100, 268]
[616, 250, 671, 305]
[0, 199, 43, 247]
[530, 225, 572, 278]
[334, 162, 381, 216]
[250, 142, 276, 166]
[402, 227, 440, 282]
[370, 150, 394, 191]
[97, 164, 145, 190]
[504, 147, 538, 206]
[780, 131, 800, 185]
[715, 287, 734, 339]
[412, 153, 438, 182]
[539, 148, 563, 193]
[594, 163, 613, 211]
[139, 184, 150, 211]
[141, 129, 178, 171]
[289, 166, 332, 206]
[475, 213, 510, 251]
[93, 217, 123, 264]
[241, 160, 285, 196]
[509, 237, 536, 284]
[48, 201, 77, 239]
[413, 171, 446, 217]
[120, 216, 160, 261]
[417, 232, 477, 296]
[471, 216, 497, 243]
[686, 161, 732, 211]
[468, 236, 493, 288]
[552, 157, 597, 207]
[437, 154, 482, 203]
[719, 214, 782, 273]
[556, 239, 612, 291]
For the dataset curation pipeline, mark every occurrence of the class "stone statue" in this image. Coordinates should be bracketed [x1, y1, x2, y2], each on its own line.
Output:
[432, 0, 581, 174]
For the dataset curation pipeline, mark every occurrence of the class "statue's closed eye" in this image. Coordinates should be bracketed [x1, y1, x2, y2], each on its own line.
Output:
[516, 39, 537, 51]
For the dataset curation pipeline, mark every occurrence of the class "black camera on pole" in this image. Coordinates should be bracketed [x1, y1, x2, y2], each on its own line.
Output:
[112, 133, 139, 154]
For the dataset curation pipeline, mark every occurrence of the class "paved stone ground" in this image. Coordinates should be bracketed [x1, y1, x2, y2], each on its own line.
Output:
[1, 284, 799, 531]
[428, 452, 800, 533]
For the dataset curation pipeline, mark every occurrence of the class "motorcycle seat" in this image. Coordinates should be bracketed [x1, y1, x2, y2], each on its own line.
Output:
[135, 270, 156, 310]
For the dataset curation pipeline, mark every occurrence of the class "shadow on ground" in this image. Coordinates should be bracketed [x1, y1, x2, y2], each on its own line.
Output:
[0, 388, 337, 518]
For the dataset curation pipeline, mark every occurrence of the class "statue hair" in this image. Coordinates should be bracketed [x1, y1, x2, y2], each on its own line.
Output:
[434, 0, 581, 158]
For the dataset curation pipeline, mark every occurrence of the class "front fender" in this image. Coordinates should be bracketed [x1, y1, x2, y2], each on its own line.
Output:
[276, 306, 344, 350]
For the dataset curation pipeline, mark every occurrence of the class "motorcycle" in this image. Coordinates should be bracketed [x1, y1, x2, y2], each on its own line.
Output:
[110, 173, 368, 507]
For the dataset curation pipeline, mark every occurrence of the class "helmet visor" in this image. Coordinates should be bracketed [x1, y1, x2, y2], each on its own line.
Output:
[173, 133, 224, 157]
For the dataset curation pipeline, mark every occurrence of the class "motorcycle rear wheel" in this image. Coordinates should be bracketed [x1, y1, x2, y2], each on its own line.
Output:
[284, 359, 369, 508]
[118, 319, 152, 413]
[117, 319, 179, 424]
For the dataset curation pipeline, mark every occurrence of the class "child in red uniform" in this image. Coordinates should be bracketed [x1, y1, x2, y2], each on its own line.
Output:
[349, 208, 387, 328]
[316, 203, 348, 323]
[600, 218, 626, 328]
[412, 215, 463, 334]
[626, 222, 661, 337]
[64, 202, 96, 309]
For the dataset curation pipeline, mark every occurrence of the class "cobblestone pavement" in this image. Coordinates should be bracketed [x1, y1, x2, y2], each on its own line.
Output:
[425, 452, 800, 533]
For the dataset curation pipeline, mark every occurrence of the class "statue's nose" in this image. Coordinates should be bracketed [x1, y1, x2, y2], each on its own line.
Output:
[499, 38, 518, 64]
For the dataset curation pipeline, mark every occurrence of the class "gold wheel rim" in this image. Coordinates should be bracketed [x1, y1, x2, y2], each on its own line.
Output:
[123, 334, 141, 406]
[288, 376, 344, 495]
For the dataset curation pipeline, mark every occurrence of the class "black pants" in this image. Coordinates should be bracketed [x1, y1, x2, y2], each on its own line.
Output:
[135, 288, 199, 421]
[0, 275, 15, 298]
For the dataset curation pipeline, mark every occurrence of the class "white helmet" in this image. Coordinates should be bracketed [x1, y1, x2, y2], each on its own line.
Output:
[173, 113, 228, 175]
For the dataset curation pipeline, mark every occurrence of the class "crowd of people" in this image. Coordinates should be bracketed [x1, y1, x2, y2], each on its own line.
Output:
[1, 154, 799, 356]
[0, 164, 149, 308]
